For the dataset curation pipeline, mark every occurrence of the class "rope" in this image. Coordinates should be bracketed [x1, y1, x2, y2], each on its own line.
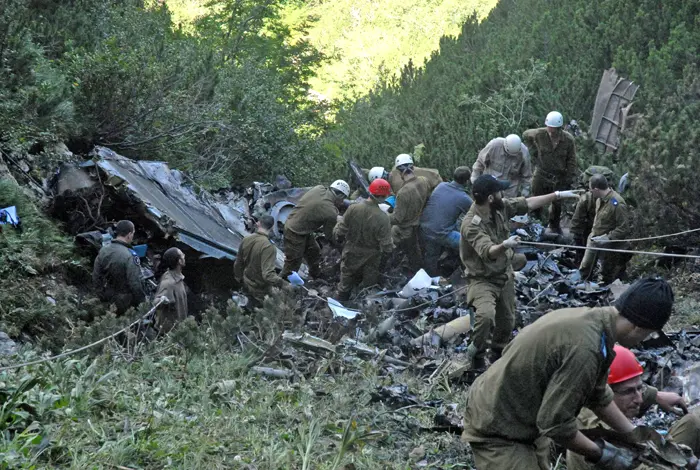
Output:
[613, 227, 700, 243]
[0, 298, 165, 372]
[520, 241, 700, 259]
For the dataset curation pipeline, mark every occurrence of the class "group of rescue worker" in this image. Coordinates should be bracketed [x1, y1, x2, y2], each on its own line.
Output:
[91, 110, 686, 470]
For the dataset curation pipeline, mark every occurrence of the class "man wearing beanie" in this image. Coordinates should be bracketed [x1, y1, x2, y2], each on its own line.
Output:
[462, 277, 675, 470]
[461, 174, 582, 369]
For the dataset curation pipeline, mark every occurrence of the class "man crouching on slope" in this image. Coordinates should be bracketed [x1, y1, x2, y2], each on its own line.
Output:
[462, 277, 675, 470]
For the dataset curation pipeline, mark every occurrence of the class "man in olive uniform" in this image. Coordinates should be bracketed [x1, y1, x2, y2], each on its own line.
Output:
[579, 174, 631, 283]
[281, 180, 350, 279]
[389, 163, 430, 273]
[235, 215, 286, 306]
[567, 345, 696, 470]
[472, 134, 532, 197]
[463, 277, 675, 470]
[461, 175, 582, 368]
[334, 178, 393, 300]
[154, 247, 188, 333]
[570, 166, 614, 263]
[523, 111, 578, 233]
[92, 220, 146, 314]
[388, 153, 442, 194]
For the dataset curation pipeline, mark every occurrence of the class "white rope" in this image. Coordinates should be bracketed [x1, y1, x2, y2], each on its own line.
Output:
[0, 298, 165, 372]
[520, 241, 700, 259]
[606, 227, 700, 243]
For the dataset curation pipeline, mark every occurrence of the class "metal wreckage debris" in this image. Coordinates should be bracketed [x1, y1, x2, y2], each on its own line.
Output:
[42, 147, 700, 467]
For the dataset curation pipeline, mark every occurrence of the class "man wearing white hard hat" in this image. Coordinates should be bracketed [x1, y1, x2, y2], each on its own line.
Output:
[388, 153, 442, 194]
[472, 134, 533, 198]
[281, 180, 350, 279]
[523, 111, 578, 234]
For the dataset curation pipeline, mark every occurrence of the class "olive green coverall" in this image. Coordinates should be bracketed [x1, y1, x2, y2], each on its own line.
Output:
[389, 175, 429, 272]
[463, 307, 618, 470]
[388, 166, 442, 194]
[334, 198, 393, 299]
[234, 231, 284, 304]
[154, 270, 187, 333]
[281, 185, 339, 279]
[460, 197, 528, 360]
[92, 240, 146, 314]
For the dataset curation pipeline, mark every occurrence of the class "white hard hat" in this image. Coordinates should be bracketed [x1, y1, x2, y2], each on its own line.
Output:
[368, 167, 386, 182]
[330, 179, 350, 197]
[394, 153, 414, 168]
[503, 134, 522, 155]
[545, 111, 564, 128]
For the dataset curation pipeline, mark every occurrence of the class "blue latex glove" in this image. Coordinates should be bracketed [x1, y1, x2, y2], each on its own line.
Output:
[385, 195, 396, 208]
[287, 271, 305, 286]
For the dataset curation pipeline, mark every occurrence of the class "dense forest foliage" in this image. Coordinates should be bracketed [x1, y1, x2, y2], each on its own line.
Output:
[1, 0, 699, 233]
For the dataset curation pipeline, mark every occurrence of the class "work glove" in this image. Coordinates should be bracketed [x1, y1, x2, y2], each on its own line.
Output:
[287, 271, 305, 286]
[502, 235, 521, 249]
[591, 234, 611, 245]
[555, 189, 585, 199]
[594, 440, 637, 470]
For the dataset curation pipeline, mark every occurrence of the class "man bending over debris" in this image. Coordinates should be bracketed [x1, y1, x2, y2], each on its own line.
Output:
[570, 166, 614, 263]
[334, 178, 393, 301]
[234, 215, 285, 306]
[579, 173, 631, 284]
[463, 277, 675, 470]
[388, 153, 442, 194]
[390, 156, 430, 273]
[567, 344, 698, 470]
[281, 180, 350, 279]
[420, 166, 473, 276]
[92, 220, 146, 314]
[155, 247, 188, 333]
[461, 175, 581, 369]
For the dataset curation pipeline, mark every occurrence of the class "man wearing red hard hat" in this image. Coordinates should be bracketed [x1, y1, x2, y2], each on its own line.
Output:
[567, 344, 700, 470]
[333, 178, 394, 301]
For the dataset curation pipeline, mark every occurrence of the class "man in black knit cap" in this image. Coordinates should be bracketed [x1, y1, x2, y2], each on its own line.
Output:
[462, 277, 675, 470]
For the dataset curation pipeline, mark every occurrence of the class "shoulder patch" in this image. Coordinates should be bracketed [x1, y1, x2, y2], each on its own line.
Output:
[611, 198, 618, 206]
[471, 215, 482, 225]
[129, 248, 141, 266]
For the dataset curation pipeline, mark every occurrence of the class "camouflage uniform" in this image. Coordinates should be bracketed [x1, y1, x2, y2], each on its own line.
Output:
[388, 166, 442, 194]
[334, 198, 393, 299]
[234, 231, 284, 304]
[281, 185, 339, 279]
[92, 240, 145, 314]
[154, 270, 187, 333]
[579, 190, 630, 283]
[460, 197, 528, 361]
[472, 137, 533, 197]
[463, 307, 618, 470]
[389, 175, 430, 272]
[523, 128, 577, 229]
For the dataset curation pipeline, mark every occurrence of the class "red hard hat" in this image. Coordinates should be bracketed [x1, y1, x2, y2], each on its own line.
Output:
[369, 178, 391, 197]
[608, 345, 644, 385]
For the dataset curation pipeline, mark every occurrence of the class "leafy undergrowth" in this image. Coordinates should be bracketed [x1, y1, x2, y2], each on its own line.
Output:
[0, 180, 104, 352]
[0, 312, 473, 469]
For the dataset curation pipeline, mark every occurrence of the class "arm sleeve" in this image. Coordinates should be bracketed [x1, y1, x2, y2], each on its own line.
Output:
[261, 246, 283, 287]
[322, 203, 339, 240]
[127, 260, 146, 303]
[378, 216, 394, 253]
[471, 149, 487, 182]
[155, 279, 172, 302]
[538, 347, 612, 443]
[639, 386, 659, 416]
[608, 203, 629, 240]
[92, 255, 104, 289]
[569, 196, 588, 237]
[520, 147, 533, 195]
[522, 130, 539, 167]
[389, 193, 409, 226]
[333, 212, 349, 242]
[233, 250, 244, 283]
[464, 223, 497, 262]
[504, 197, 529, 218]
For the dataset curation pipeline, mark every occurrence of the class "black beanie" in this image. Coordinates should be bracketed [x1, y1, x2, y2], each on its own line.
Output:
[614, 277, 674, 329]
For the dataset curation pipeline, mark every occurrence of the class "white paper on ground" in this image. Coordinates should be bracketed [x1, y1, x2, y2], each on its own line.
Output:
[399, 269, 437, 298]
[327, 297, 360, 319]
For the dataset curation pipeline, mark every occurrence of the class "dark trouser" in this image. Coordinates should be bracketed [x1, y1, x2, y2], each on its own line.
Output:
[392, 225, 423, 273]
[421, 230, 460, 277]
[531, 173, 568, 229]
[337, 246, 381, 300]
[579, 236, 632, 283]
[281, 228, 321, 279]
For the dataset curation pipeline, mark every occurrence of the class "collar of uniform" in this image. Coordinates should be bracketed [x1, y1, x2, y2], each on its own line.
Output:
[254, 230, 271, 239]
[448, 181, 466, 191]
[472, 202, 491, 221]
[164, 269, 185, 283]
[601, 190, 615, 204]
[112, 239, 131, 248]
